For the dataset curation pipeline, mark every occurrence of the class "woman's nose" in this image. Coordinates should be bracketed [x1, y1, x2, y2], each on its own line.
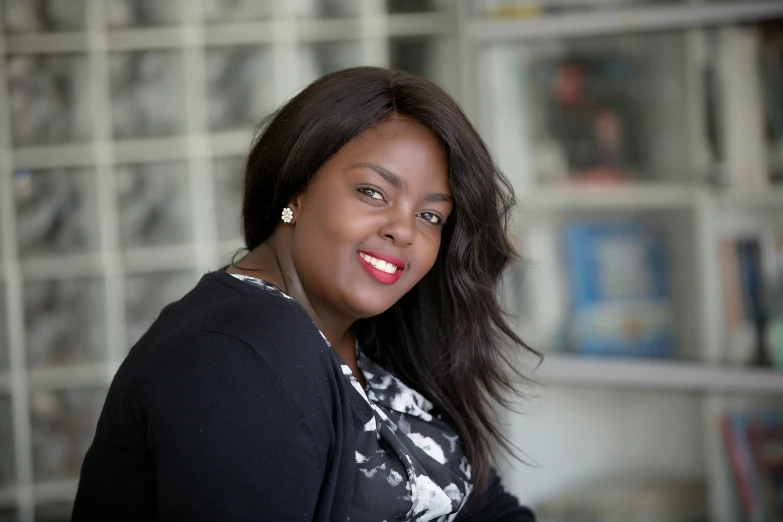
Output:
[378, 208, 415, 247]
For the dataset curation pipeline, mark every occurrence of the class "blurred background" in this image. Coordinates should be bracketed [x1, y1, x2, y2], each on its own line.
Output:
[0, 0, 782, 521]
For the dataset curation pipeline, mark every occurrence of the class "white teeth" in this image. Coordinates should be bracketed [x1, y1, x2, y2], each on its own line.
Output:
[360, 253, 399, 274]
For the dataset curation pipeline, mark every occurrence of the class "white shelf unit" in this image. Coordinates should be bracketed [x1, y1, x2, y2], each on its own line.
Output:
[461, 1, 783, 521]
[539, 355, 783, 395]
[0, 1, 458, 521]
[467, 0, 783, 42]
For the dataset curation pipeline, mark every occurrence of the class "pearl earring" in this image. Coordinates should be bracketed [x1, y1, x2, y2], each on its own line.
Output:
[281, 207, 294, 223]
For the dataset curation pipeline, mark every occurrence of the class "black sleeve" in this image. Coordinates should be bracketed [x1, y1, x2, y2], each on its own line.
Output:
[454, 470, 536, 522]
[146, 330, 332, 521]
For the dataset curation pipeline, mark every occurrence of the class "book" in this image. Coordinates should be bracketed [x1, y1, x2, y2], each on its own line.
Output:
[720, 231, 783, 367]
[719, 237, 755, 365]
[530, 52, 647, 183]
[722, 411, 783, 522]
[748, 420, 783, 520]
[722, 413, 765, 520]
[564, 220, 674, 358]
[760, 20, 783, 186]
[714, 27, 769, 190]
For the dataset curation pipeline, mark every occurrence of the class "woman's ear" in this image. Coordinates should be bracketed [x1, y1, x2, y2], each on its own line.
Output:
[284, 194, 303, 225]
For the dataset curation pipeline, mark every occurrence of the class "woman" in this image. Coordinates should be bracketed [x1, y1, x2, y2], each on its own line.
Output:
[73, 67, 537, 521]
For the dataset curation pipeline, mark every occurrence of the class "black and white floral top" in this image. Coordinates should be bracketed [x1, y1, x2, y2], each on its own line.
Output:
[231, 274, 473, 521]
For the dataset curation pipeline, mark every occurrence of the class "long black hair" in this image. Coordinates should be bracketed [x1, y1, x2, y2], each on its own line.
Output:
[240, 66, 539, 500]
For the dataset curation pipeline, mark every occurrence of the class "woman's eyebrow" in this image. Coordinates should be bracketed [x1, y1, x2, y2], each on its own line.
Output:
[349, 162, 407, 190]
[425, 192, 453, 204]
[348, 162, 453, 204]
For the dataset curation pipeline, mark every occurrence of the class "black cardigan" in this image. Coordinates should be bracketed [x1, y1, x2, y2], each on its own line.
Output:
[72, 268, 534, 521]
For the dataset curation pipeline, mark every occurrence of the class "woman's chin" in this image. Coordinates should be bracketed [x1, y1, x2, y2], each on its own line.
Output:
[343, 290, 400, 320]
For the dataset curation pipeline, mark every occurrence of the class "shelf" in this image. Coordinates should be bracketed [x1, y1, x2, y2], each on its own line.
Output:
[13, 143, 95, 170]
[107, 27, 188, 51]
[210, 130, 255, 158]
[12, 132, 251, 169]
[713, 188, 783, 209]
[468, 0, 783, 42]
[0, 479, 80, 507]
[28, 364, 111, 391]
[1, 14, 452, 55]
[4, 32, 89, 55]
[386, 13, 453, 37]
[121, 244, 200, 273]
[34, 478, 80, 504]
[517, 183, 699, 211]
[19, 254, 105, 282]
[0, 485, 14, 507]
[538, 354, 783, 395]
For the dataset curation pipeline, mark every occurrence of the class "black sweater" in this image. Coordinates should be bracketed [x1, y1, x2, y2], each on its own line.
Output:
[72, 268, 535, 521]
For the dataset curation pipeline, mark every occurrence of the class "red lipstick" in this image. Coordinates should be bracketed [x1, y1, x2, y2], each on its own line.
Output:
[357, 251, 405, 285]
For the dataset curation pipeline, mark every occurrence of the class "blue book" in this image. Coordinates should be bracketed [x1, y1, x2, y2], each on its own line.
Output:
[565, 221, 674, 357]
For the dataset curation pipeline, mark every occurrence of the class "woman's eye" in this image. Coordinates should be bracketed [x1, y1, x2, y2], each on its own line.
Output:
[418, 212, 443, 225]
[358, 188, 384, 201]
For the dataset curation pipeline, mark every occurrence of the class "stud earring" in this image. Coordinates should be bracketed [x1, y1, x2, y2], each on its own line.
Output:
[281, 207, 294, 223]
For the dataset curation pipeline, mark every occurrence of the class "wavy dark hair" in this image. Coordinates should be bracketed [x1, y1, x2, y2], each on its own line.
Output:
[239, 66, 539, 501]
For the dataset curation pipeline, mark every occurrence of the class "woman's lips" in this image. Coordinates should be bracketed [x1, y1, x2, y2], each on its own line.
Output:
[357, 251, 404, 284]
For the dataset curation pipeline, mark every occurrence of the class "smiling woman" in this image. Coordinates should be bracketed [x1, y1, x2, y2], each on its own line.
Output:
[72, 67, 538, 522]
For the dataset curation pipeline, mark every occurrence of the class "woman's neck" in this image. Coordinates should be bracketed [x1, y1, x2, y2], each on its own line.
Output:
[229, 240, 361, 375]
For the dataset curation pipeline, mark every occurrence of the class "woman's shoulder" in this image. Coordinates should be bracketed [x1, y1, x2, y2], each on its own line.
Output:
[133, 269, 327, 360]
[117, 268, 346, 408]
[104, 270, 353, 454]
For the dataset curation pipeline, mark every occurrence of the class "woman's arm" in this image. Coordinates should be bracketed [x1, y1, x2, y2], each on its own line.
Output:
[74, 330, 335, 521]
[148, 330, 332, 520]
[454, 470, 536, 522]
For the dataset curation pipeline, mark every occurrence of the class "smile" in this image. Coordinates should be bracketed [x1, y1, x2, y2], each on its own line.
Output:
[359, 252, 400, 274]
[357, 251, 404, 284]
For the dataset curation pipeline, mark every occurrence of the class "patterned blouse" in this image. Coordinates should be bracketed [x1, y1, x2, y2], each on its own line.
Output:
[231, 274, 473, 521]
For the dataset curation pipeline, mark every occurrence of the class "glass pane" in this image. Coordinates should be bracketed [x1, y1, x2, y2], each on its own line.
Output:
[124, 271, 196, 349]
[1, 0, 86, 32]
[515, 208, 698, 361]
[6, 54, 90, 146]
[474, 0, 682, 18]
[388, 36, 455, 92]
[298, 41, 362, 87]
[105, 0, 179, 27]
[0, 284, 7, 372]
[34, 503, 73, 522]
[116, 161, 191, 249]
[205, 46, 274, 132]
[385, 0, 442, 14]
[109, 51, 184, 139]
[29, 388, 105, 481]
[0, 396, 13, 488]
[23, 279, 105, 369]
[388, 36, 456, 89]
[713, 206, 783, 367]
[760, 21, 783, 187]
[518, 32, 689, 184]
[202, 0, 272, 22]
[212, 156, 244, 241]
[14, 168, 98, 258]
[390, 36, 432, 78]
[293, 0, 359, 19]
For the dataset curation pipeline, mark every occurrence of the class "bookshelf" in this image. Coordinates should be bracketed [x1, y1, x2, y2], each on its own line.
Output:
[467, 0, 783, 41]
[464, 1, 783, 521]
[539, 355, 783, 395]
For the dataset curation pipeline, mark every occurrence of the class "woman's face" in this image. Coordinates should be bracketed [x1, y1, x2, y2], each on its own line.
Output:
[289, 117, 452, 320]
